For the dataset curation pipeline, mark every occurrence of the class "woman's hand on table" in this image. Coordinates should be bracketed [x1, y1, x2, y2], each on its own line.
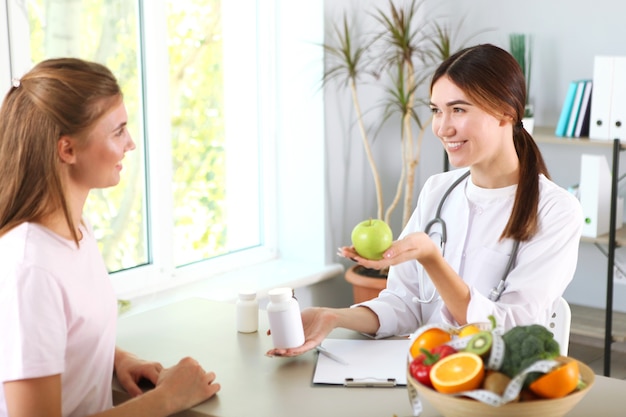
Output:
[154, 357, 221, 413]
[114, 347, 163, 397]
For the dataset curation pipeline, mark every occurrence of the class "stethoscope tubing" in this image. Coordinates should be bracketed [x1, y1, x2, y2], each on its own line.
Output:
[416, 170, 518, 304]
[423, 170, 471, 255]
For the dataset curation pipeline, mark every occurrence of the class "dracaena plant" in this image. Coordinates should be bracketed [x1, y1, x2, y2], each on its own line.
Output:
[322, 0, 482, 229]
[509, 32, 533, 117]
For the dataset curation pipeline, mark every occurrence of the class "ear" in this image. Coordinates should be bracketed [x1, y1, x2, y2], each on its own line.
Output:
[57, 135, 77, 164]
[499, 113, 515, 127]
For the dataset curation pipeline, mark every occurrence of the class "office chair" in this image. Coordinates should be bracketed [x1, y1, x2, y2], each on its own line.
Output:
[549, 296, 572, 356]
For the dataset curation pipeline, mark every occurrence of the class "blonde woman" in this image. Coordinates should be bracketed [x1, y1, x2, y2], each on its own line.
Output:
[0, 58, 220, 417]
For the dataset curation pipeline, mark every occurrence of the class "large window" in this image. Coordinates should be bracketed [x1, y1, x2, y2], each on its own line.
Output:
[16, 0, 262, 271]
[3, 0, 331, 300]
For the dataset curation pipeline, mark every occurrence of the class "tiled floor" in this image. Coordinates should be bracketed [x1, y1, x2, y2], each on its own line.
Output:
[568, 334, 626, 379]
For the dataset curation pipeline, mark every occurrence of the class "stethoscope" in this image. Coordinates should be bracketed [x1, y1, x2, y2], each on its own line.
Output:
[414, 170, 520, 304]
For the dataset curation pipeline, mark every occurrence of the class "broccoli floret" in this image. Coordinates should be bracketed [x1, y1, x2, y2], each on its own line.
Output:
[500, 324, 560, 381]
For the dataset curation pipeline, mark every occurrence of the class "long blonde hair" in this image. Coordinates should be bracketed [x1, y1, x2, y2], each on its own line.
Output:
[0, 58, 122, 245]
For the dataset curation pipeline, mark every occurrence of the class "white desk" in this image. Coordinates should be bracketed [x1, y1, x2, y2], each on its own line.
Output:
[114, 297, 626, 417]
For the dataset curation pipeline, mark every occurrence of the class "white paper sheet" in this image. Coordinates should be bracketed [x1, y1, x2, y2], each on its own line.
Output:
[312, 338, 411, 386]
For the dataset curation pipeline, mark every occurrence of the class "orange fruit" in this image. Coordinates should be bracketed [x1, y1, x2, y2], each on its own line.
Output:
[458, 324, 481, 338]
[430, 352, 485, 394]
[529, 358, 580, 399]
[410, 328, 452, 358]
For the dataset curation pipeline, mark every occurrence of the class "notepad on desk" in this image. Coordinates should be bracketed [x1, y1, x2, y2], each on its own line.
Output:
[312, 338, 411, 387]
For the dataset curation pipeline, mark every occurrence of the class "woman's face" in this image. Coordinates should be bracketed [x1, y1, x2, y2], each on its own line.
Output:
[430, 75, 513, 172]
[69, 100, 136, 191]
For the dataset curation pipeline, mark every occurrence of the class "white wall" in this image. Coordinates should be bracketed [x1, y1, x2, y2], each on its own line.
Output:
[319, 0, 626, 311]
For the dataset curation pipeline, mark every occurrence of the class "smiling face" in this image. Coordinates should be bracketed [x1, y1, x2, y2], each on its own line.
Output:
[65, 99, 136, 193]
[430, 75, 519, 187]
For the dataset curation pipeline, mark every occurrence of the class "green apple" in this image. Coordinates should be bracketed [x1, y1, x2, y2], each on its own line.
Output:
[351, 219, 393, 260]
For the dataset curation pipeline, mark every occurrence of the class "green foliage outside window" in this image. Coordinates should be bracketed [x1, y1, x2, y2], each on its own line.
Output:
[167, 0, 227, 266]
[26, 0, 227, 271]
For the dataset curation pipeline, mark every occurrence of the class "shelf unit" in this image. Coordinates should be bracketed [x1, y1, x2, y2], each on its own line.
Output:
[533, 126, 626, 377]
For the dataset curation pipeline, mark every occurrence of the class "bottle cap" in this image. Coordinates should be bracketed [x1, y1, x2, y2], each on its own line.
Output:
[238, 289, 257, 300]
[268, 287, 293, 302]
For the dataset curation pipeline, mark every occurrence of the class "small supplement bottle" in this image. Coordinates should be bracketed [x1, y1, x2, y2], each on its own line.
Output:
[236, 289, 259, 333]
[266, 287, 305, 349]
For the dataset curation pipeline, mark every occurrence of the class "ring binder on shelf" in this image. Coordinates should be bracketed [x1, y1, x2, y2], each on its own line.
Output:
[590, 55, 626, 141]
[579, 154, 624, 237]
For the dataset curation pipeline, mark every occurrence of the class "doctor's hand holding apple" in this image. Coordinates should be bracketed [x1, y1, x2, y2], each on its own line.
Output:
[339, 219, 442, 269]
[267, 219, 444, 359]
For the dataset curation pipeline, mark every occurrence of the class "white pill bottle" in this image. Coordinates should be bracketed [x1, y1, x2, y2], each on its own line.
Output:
[267, 287, 305, 349]
[236, 289, 259, 333]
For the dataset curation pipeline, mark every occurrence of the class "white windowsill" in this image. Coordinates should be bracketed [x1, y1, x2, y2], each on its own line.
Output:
[118, 259, 344, 318]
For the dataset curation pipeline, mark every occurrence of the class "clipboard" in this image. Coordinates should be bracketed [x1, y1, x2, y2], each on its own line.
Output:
[312, 338, 410, 387]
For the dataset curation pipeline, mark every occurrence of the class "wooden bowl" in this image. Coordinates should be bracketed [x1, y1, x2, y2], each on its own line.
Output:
[407, 359, 594, 417]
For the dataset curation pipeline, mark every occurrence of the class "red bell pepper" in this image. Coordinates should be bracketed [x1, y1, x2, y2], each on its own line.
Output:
[409, 344, 457, 387]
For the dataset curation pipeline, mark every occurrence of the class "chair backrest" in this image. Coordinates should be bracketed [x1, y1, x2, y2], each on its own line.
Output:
[549, 296, 572, 356]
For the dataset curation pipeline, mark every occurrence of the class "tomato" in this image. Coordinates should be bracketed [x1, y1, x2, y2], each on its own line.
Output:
[409, 345, 457, 387]
[529, 358, 580, 399]
[410, 328, 452, 358]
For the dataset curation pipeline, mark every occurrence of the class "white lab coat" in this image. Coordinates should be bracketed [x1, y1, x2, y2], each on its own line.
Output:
[358, 169, 583, 337]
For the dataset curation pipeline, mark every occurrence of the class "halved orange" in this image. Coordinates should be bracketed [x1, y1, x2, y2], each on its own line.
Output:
[529, 358, 580, 399]
[410, 328, 452, 358]
[430, 352, 485, 394]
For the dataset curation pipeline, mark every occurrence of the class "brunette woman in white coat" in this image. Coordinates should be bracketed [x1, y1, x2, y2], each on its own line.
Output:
[267, 43, 582, 357]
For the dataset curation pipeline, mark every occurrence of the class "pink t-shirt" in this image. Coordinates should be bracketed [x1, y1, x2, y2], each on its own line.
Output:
[0, 222, 117, 417]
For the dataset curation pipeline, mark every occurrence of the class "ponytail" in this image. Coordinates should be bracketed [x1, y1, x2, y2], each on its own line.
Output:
[502, 124, 550, 241]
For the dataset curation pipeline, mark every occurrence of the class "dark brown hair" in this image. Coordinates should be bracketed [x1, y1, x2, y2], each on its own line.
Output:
[431, 43, 549, 241]
[0, 58, 122, 244]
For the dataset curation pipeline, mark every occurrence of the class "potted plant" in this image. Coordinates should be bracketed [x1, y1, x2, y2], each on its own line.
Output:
[323, 0, 482, 302]
[509, 32, 534, 133]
